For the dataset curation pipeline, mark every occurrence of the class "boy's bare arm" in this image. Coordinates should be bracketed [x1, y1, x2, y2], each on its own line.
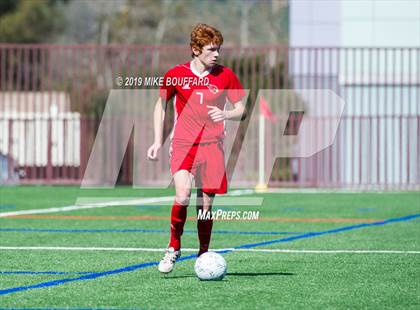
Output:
[147, 98, 165, 160]
[207, 101, 247, 122]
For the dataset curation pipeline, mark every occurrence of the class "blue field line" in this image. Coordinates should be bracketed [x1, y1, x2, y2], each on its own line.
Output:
[0, 227, 302, 235]
[0, 254, 195, 296]
[233, 213, 420, 249]
[0, 271, 94, 276]
[196, 229, 300, 235]
[357, 207, 377, 213]
[1, 213, 418, 296]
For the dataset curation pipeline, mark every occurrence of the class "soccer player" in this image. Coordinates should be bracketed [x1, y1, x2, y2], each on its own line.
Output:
[147, 23, 246, 273]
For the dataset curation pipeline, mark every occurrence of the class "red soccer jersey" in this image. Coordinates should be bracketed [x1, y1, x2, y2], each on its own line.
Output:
[160, 61, 245, 144]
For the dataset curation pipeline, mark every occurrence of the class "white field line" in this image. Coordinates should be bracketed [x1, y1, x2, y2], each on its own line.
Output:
[75, 196, 263, 207]
[1, 246, 419, 254]
[261, 188, 420, 193]
[0, 196, 173, 218]
[0, 189, 259, 218]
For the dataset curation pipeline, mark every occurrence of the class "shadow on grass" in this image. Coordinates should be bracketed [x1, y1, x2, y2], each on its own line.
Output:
[163, 271, 295, 279]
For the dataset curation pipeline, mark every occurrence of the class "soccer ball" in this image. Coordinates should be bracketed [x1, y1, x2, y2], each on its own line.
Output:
[194, 252, 227, 281]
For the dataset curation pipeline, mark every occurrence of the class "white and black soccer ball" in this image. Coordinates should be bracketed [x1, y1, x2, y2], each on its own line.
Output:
[194, 252, 227, 281]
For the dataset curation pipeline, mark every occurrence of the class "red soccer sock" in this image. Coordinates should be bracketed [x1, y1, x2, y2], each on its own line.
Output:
[197, 216, 213, 255]
[169, 201, 188, 251]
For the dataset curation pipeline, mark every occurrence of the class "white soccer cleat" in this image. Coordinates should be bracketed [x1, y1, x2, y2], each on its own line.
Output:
[158, 247, 181, 273]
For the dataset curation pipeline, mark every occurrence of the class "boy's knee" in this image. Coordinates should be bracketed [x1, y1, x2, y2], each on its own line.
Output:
[175, 193, 190, 206]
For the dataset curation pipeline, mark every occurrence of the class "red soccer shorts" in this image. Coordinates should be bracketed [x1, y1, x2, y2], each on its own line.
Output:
[170, 140, 227, 194]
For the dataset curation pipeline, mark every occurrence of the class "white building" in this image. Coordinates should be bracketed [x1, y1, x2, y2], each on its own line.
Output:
[289, 0, 419, 188]
[0, 92, 80, 169]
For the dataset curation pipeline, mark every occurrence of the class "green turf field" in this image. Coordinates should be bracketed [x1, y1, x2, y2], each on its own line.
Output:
[0, 186, 419, 309]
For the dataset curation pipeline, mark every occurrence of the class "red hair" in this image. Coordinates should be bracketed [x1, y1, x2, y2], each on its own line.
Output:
[190, 23, 223, 57]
